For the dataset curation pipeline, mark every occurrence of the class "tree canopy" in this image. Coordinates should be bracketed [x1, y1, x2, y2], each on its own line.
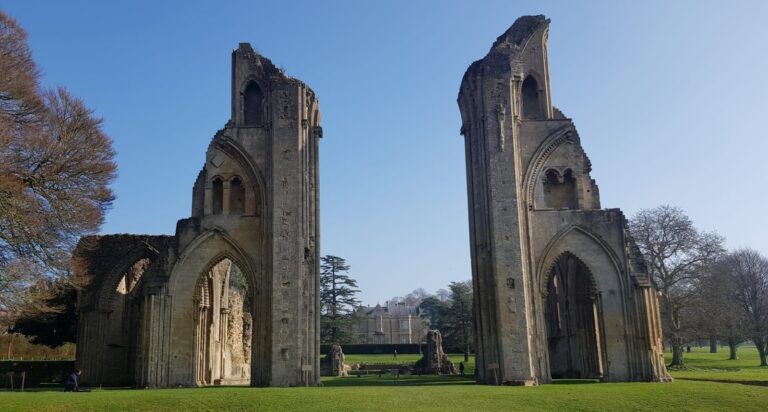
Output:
[722, 249, 768, 366]
[630, 205, 724, 366]
[0, 11, 116, 320]
[419, 280, 473, 359]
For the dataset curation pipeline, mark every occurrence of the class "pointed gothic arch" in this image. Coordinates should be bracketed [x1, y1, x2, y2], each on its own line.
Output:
[167, 228, 269, 387]
[95, 244, 159, 312]
[543, 251, 605, 379]
[536, 224, 626, 297]
[242, 81, 265, 126]
[521, 126, 575, 210]
[521, 74, 544, 119]
[213, 136, 267, 218]
[193, 256, 253, 386]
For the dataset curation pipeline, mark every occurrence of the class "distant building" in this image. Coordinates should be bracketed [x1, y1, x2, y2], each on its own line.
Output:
[354, 302, 430, 344]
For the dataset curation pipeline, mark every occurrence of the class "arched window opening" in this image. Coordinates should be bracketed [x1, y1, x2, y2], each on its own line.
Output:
[116, 258, 150, 296]
[543, 168, 578, 209]
[544, 253, 603, 379]
[521, 75, 544, 119]
[212, 178, 223, 214]
[194, 258, 252, 386]
[243, 82, 264, 126]
[230, 177, 245, 214]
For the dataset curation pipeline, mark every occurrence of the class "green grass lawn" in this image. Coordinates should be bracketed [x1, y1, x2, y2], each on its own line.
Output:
[666, 345, 768, 383]
[343, 353, 476, 374]
[1, 347, 766, 411]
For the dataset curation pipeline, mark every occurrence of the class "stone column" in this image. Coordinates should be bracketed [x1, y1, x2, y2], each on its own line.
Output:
[222, 181, 231, 215]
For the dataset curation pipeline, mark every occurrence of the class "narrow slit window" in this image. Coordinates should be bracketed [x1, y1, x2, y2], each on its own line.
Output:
[243, 82, 264, 126]
[212, 178, 223, 214]
[230, 177, 245, 214]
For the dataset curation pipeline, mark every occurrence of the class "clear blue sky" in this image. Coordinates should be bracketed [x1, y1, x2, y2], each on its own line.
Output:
[4, 1, 767, 304]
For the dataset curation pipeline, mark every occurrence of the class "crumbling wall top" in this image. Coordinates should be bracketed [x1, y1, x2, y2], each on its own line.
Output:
[233, 42, 311, 90]
[490, 15, 549, 52]
[234, 43, 284, 80]
[459, 15, 550, 98]
[73, 235, 173, 284]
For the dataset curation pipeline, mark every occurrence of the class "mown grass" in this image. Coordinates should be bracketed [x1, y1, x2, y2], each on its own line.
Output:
[343, 353, 476, 374]
[1, 347, 766, 411]
[666, 344, 768, 384]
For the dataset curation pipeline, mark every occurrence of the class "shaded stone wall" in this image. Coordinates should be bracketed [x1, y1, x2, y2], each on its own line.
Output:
[74, 235, 172, 387]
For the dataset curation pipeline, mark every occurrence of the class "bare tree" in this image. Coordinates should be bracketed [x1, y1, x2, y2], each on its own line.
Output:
[723, 249, 768, 366]
[0, 11, 116, 318]
[630, 205, 724, 367]
[390, 288, 432, 307]
[692, 260, 747, 360]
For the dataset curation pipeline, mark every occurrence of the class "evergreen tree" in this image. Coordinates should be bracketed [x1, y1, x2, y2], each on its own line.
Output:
[320, 255, 360, 344]
[418, 280, 474, 360]
[444, 281, 473, 361]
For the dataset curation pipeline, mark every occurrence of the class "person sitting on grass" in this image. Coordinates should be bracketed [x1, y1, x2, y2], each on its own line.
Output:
[65, 369, 81, 392]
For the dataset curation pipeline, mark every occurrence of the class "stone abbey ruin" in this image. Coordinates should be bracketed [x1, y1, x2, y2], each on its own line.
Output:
[75, 44, 321, 387]
[74, 15, 670, 387]
[458, 15, 669, 384]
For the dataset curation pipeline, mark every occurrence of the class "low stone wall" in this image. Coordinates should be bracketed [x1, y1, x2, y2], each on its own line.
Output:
[320, 344, 421, 355]
[0, 360, 75, 388]
[354, 363, 413, 375]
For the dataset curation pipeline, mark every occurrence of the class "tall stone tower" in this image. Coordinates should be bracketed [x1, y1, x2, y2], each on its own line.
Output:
[197, 43, 322, 387]
[75, 44, 321, 387]
[458, 16, 669, 385]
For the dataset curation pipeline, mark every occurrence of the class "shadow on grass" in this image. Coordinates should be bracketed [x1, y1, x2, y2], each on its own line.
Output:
[551, 379, 600, 385]
[1, 377, 635, 391]
[0, 385, 133, 393]
[322, 375, 476, 387]
[675, 377, 768, 387]
[324, 376, 606, 387]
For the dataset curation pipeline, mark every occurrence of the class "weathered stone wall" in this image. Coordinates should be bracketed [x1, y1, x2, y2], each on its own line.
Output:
[414, 330, 456, 375]
[75, 44, 321, 388]
[74, 235, 172, 387]
[320, 344, 348, 377]
[458, 15, 670, 385]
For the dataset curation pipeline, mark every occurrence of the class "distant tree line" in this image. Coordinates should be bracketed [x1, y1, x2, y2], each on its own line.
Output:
[318, 253, 475, 356]
[630, 205, 768, 367]
[380, 282, 474, 359]
[418, 281, 473, 361]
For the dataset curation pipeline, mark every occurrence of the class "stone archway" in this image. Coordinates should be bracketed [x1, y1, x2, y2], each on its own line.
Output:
[544, 252, 605, 379]
[193, 258, 253, 386]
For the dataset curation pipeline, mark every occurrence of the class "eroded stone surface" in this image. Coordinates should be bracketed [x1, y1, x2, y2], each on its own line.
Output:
[415, 330, 456, 375]
[75, 44, 321, 388]
[458, 15, 670, 385]
[320, 344, 349, 377]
